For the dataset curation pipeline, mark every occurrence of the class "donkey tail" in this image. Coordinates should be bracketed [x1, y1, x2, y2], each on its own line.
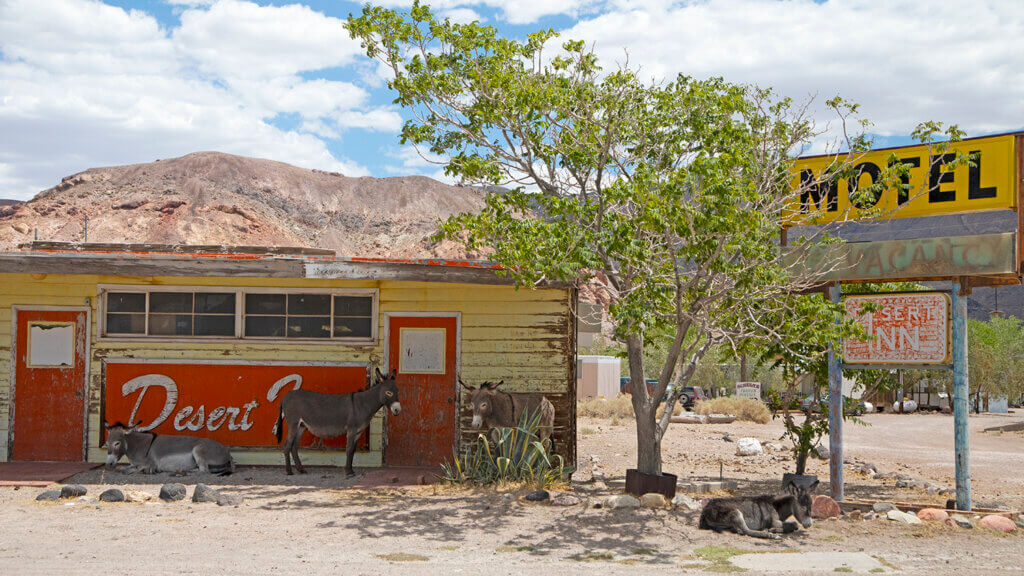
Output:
[274, 405, 284, 444]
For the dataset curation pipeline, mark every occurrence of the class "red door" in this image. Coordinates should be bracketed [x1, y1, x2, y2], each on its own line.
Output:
[386, 316, 457, 467]
[12, 308, 89, 461]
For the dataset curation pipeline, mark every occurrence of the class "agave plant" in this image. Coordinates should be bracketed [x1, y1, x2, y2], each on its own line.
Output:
[439, 409, 572, 488]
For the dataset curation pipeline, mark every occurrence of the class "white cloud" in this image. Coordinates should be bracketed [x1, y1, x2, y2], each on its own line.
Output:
[369, 0, 597, 25]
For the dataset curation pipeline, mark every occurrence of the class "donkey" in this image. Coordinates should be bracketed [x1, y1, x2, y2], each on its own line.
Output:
[459, 378, 555, 445]
[274, 367, 400, 477]
[104, 423, 234, 475]
[698, 481, 816, 540]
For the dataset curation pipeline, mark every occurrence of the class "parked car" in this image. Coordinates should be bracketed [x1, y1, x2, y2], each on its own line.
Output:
[678, 386, 708, 410]
[619, 376, 658, 395]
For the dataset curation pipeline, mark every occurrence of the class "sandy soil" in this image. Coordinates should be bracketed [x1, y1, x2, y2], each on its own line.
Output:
[0, 412, 1021, 575]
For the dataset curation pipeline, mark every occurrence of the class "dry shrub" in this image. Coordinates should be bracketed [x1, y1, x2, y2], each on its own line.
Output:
[694, 397, 771, 424]
[577, 394, 635, 419]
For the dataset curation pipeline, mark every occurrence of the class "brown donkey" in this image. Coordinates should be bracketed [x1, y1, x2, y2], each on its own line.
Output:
[459, 378, 555, 445]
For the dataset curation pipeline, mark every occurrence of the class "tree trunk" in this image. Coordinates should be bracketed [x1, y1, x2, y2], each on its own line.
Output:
[635, 402, 662, 475]
[740, 353, 748, 383]
[795, 450, 808, 475]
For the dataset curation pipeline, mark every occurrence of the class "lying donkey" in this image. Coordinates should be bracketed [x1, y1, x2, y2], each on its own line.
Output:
[698, 481, 816, 539]
[105, 422, 234, 475]
[274, 367, 400, 477]
[459, 378, 555, 445]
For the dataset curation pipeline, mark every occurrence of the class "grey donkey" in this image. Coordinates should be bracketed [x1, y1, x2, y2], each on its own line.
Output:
[105, 422, 234, 475]
[274, 367, 400, 477]
[459, 378, 555, 445]
[698, 481, 816, 539]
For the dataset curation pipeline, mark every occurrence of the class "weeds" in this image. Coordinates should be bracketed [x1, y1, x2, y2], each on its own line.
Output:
[694, 397, 771, 424]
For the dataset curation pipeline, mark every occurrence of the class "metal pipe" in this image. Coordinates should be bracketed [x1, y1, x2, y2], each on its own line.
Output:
[828, 283, 843, 502]
[951, 281, 971, 510]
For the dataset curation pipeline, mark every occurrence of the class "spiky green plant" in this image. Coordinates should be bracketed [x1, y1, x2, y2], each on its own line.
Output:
[439, 409, 572, 488]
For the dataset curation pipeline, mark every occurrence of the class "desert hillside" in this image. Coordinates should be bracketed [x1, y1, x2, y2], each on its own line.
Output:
[0, 152, 487, 258]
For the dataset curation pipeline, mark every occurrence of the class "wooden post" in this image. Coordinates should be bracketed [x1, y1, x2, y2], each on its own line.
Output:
[951, 280, 972, 510]
[827, 282, 844, 502]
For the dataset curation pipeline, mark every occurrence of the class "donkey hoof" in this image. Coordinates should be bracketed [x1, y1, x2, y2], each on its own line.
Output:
[285, 470, 293, 476]
[297, 469, 308, 475]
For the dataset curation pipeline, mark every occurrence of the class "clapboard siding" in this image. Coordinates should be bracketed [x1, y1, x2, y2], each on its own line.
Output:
[0, 273, 575, 467]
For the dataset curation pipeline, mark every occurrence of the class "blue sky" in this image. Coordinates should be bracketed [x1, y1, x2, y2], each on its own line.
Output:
[2, 0, 1023, 200]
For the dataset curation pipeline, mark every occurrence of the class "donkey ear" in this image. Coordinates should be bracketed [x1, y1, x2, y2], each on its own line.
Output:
[389, 368, 397, 379]
[492, 380, 504, 390]
[375, 367, 385, 381]
[459, 378, 476, 391]
[809, 479, 820, 493]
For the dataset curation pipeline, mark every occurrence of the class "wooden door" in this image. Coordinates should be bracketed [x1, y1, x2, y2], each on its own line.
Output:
[11, 308, 89, 461]
[386, 316, 457, 467]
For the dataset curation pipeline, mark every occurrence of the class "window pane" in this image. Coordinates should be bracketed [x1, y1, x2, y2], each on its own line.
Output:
[333, 317, 372, 338]
[150, 292, 193, 313]
[149, 314, 192, 335]
[288, 294, 330, 316]
[196, 292, 235, 314]
[106, 313, 145, 334]
[245, 316, 285, 337]
[245, 293, 285, 315]
[195, 315, 235, 336]
[334, 296, 372, 317]
[287, 316, 330, 338]
[107, 292, 146, 313]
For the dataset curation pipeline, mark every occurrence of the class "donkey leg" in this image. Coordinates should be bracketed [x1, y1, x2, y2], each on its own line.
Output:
[283, 424, 296, 475]
[345, 430, 358, 478]
[292, 425, 307, 474]
[730, 510, 782, 540]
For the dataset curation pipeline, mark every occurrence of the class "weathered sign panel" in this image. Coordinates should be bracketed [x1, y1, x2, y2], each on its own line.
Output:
[103, 361, 369, 448]
[788, 232, 1017, 283]
[735, 382, 761, 401]
[785, 134, 1018, 225]
[843, 292, 951, 365]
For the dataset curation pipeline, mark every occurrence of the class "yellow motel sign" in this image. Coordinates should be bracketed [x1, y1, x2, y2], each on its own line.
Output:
[785, 134, 1019, 225]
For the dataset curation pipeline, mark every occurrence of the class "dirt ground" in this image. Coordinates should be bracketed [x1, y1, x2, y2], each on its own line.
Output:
[0, 412, 1021, 575]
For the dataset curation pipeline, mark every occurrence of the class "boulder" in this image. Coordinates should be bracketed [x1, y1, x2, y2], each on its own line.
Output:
[35, 490, 61, 502]
[735, 437, 762, 456]
[550, 493, 582, 507]
[524, 489, 550, 502]
[501, 493, 516, 503]
[846, 509, 862, 521]
[192, 483, 220, 503]
[812, 443, 830, 460]
[123, 489, 153, 503]
[886, 510, 922, 525]
[605, 495, 641, 510]
[916, 508, 949, 522]
[216, 493, 243, 507]
[640, 493, 669, 508]
[872, 502, 898, 513]
[672, 494, 701, 512]
[811, 495, 841, 519]
[159, 483, 187, 502]
[60, 485, 87, 499]
[98, 489, 126, 503]
[949, 514, 974, 529]
[978, 515, 1017, 533]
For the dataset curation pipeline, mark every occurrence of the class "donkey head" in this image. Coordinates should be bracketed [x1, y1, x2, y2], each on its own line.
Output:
[459, 378, 504, 429]
[784, 480, 818, 529]
[103, 421, 137, 469]
[374, 368, 401, 416]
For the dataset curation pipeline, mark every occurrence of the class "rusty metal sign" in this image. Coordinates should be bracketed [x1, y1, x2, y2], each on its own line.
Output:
[788, 232, 1017, 283]
[843, 292, 951, 365]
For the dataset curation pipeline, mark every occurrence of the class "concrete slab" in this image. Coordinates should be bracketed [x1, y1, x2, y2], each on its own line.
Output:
[0, 462, 100, 487]
[731, 552, 887, 573]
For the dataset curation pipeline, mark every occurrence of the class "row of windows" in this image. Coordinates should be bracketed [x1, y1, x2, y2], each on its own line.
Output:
[103, 289, 376, 340]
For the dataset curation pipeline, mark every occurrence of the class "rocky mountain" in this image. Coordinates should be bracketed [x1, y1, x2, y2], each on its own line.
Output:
[0, 152, 488, 258]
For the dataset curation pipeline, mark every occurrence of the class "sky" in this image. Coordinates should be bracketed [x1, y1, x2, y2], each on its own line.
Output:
[1, 0, 1023, 201]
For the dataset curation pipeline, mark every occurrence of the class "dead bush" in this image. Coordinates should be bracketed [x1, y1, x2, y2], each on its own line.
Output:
[577, 395, 635, 419]
[694, 397, 770, 424]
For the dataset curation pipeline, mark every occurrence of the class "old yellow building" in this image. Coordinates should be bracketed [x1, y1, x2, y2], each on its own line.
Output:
[0, 243, 576, 470]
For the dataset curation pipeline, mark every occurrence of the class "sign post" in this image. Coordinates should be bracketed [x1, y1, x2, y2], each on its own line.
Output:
[827, 283, 844, 502]
[735, 382, 761, 401]
[951, 282, 972, 510]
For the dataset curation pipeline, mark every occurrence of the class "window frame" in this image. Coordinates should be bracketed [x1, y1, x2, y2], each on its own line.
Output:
[97, 285, 378, 344]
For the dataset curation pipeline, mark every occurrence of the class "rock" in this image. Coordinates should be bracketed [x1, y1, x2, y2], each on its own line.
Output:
[159, 483, 187, 502]
[502, 493, 516, 503]
[886, 510, 923, 524]
[925, 484, 939, 495]
[123, 489, 152, 503]
[35, 490, 61, 502]
[605, 495, 641, 510]
[938, 488, 954, 496]
[524, 490, 549, 502]
[811, 495, 841, 519]
[735, 437, 762, 456]
[949, 514, 974, 529]
[215, 493, 243, 507]
[192, 483, 220, 503]
[847, 509, 862, 521]
[978, 501, 1011, 511]
[550, 493, 582, 507]
[722, 432, 734, 442]
[640, 493, 669, 508]
[916, 508, 949, 522]
[60, 485, 87, 499]
[874, 472, 896, 480]
[672, 494, 700, 512]
[98, 489, 125, 503]
[763, 442, 784, 452]
[812, 443, 830, 460]
[860, 462, 878, 474]
[872, 502, 898, 513]
[978, 515, 1017, 533]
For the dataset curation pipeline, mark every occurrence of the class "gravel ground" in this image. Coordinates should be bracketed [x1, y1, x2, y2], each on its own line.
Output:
[0, 412, 1021, 575]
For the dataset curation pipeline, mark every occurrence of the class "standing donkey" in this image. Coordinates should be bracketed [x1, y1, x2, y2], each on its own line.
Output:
[274, 368, 400, 477]
[459, 378, 555, 445]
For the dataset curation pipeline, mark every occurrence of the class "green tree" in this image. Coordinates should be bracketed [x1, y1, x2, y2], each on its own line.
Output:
[968, 316, 1024, 411]
[346, 4, 953, 476]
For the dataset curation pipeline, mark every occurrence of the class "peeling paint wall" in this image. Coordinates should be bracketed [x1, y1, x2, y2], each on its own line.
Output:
[0, 273, 575, 467]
